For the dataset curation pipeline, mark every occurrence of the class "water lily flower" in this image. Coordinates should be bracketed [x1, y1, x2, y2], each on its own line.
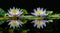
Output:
[31, 7, 47, 16]
[7, 7, 23, 17]
[31, 20, 48, 29]
[8, 20, 23, 28]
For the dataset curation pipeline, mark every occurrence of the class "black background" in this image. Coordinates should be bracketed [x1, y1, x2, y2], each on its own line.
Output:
[0, 0, 60, 33]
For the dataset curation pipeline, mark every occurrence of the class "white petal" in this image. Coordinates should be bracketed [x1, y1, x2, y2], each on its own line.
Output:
[31, 21, 35, 23]
[44, 9, 46, 13]
[10, 25, 12, 28]
[10, 8, 12, 10]
[40, 25, 43, 28]
[40, 8, 43, 11]
[31, 13, 38, 16]
[33, 24, 37, 27]
[8, 22, 11, 25]
[8, 14, 13, 17]
[37, 25, 40, 29]
[19, 24, 22, 26]
[41, 20, 48, 23]
[13, 7, 15, 9]
[16, 25, 20, 28]
[37, 7, 40, 11]
[43, 23, 46, 27]
[33, 9, 36, 13]
[13, 26, 15, 28]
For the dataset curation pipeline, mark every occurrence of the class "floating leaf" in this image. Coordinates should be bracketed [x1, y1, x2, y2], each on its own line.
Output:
[47, 14, 60, 19]
[48, 20, 53, 22]
[24, 20, 28, 24]
[21, 29, 29, 33]
[49, 14, 60, 17]
[21, 9, 28, 14]
[9, 29, 14, 33]
[0, 8, 6, 16]
[0, 20, 5, 25]
[46, 11, 53, 14]
[22, 19, 28, 24]
[20, 15, 44, 20]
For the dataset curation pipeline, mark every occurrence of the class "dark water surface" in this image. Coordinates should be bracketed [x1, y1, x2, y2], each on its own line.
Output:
[0, 0, 60, 33]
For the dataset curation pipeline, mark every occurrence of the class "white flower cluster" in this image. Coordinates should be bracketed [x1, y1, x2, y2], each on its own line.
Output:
[7, 7, 48, 29]
[31, 7, 48, 29]
[7, 7, 23, 28]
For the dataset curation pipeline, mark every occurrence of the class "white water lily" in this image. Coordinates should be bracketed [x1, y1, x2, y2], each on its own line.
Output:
[7, 7, 23, 17]
[8, 20, 23, 28]
[31, 20, 48, 29]
[31, 7, 47, 16]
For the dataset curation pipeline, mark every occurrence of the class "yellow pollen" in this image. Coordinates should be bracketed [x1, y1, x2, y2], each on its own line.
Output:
[12, 10, 18, 14]
[36, 22, 43, 26]
[12, 21, 18, 26]
[36, 11, 43, 14]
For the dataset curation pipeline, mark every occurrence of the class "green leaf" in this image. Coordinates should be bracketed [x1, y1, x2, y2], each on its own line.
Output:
[46, 11, 53, 14]
[21, 29, 29, 33]
[0, 20, 5, 25]
[22, 20, 28, 24]
[49, 14, 60, 17]
[21, 9, 28, 14]
[48, 14, 60, 19]
[9, 29, 14, 33]
[20, 15, 44, 20]
[0, 8, 6, 16]
[48, 20, 53, 22]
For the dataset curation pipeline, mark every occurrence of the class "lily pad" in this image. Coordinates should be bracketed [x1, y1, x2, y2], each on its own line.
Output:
[21, 9, 28, 14]
[46, 11, 53, 15]
[0, 8, 6, 16]
[0, 20, 5, 25]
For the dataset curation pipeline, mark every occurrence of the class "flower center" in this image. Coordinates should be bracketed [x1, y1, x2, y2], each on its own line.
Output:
[36, 21, 43, 26]
[12, 10, 18, 14]
[36, 11, 43, 15]
[12, 21, 18, 26]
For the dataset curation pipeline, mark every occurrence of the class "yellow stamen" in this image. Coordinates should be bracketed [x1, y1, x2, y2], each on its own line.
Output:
[12, 21, 18, 26]
[12, 10, 18, 14]
[36, 11, 43, 15]
[36, 21, 43, 26]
